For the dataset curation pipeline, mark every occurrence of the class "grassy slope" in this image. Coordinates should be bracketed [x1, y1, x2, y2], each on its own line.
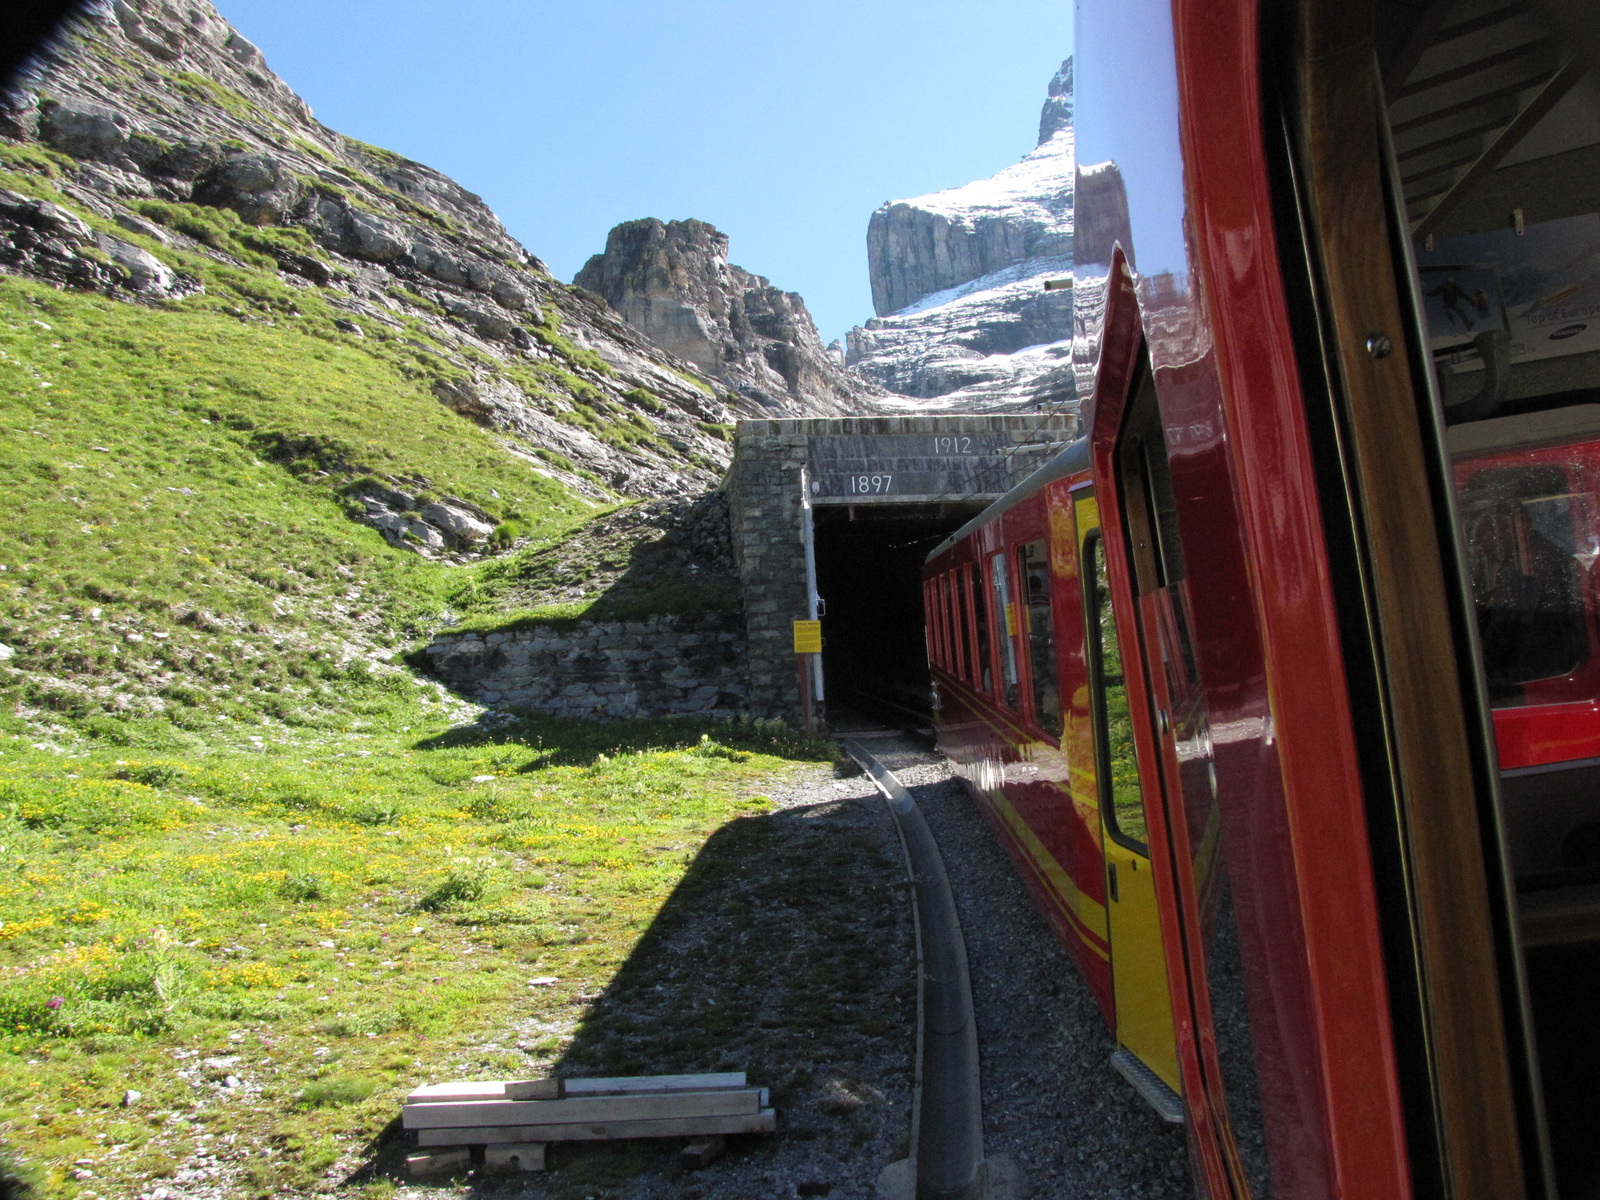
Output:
[0, 107, 836, 1200]
[0, 272, 593, 734]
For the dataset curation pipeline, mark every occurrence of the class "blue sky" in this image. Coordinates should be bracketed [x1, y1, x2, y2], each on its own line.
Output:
[218, 0, 1071, 344]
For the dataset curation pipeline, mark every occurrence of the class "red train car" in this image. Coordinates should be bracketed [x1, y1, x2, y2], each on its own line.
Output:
[928, 1, 1600, 1197]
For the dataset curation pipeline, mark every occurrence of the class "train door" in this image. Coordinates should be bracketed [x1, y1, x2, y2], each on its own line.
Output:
[1075, 488, 1183, 1101]
[1101, 350, 1278, 1190]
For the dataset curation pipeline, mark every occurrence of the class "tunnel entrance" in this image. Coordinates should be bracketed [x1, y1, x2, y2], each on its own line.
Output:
[813, 502, 984, 729]
[724, 414, 1075, 724]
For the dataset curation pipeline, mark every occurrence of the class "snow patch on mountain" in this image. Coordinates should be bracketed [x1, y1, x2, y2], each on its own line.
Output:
[848, 62, 1077, 415]
[892, 127, 1074, 240]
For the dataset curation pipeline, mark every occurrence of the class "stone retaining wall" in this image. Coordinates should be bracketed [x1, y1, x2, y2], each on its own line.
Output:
[423, 610, 747, 720]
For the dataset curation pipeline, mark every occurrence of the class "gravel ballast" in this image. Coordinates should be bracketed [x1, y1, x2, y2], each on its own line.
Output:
[372, 740, 1192, 1200]
[878, 739, 1192, 1199]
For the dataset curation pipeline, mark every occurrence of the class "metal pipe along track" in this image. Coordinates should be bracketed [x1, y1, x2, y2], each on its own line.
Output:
[842, 739, 984, 1200]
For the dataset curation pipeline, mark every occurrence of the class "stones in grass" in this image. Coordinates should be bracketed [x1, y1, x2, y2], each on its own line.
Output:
[350, 484, 497, 557]
[114, 213, 170, 243]
[0, 188, 93, 245]
[419, 500, 495, 543]
[97, 234, 175, 295]
[406, 1147, 469, 1177]
[680, 1135, 727, 1168]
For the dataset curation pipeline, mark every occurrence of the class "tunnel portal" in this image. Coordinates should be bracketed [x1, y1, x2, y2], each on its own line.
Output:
[813, 503, 982, 726]
[724, 415, 1076, 727]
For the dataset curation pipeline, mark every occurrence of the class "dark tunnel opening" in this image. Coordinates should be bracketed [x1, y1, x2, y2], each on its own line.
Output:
[813, 502, 985, 728]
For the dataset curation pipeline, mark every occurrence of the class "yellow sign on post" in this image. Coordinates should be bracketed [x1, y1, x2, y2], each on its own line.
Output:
[793, 619, 822, 654]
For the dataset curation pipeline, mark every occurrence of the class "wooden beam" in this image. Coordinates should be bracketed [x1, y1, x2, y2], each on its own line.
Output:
[416, 1107, 778, 1146]
[406, 1079, 561, 1104]
[402, 1072, 747, 1106]
[402, 1088, 760, 1130]
[1392, 74, 1547, 134]
[484, 1143, 547, 1172]
[1433, 4, 1532, 44]
[1397, 117, 1520, 162]
[562, 1072, 747, 1096]
[1395, 40, 1554, 101]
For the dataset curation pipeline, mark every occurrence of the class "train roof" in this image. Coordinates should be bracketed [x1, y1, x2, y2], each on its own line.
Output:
[925, 436, 1090, 564]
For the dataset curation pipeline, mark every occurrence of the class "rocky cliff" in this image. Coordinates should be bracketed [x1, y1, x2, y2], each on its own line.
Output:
[0, 0, 776, 551]
[574, 217, 879, 416]
[1037, 57, 1073, 146]
[846, 59, 1077, 413]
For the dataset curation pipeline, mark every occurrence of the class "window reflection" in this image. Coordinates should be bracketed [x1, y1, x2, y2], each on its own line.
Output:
[1458, 464, 1596, 703]
[1086, 533, 1147, 847]
[1018, 540, 1063, 737]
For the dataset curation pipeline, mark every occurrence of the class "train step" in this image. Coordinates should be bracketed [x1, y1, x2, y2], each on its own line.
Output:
[1111, 1049, 1185, 1124]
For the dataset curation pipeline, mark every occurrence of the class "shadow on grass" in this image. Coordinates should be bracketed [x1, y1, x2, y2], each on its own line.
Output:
[353, 786, 914, 1197]
[411, 711, 834, 769]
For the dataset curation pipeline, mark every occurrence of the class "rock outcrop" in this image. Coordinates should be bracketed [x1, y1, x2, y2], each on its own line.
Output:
[846, 59, 1078, 413]
[0, 0, 801, 520]
[1037, 58, 1073, 146]
[575, 218, 880, 416]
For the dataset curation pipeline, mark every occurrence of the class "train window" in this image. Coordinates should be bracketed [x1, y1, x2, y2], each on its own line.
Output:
[1141, 433, 1187, 591]
[948, 572, 962, 673]
[936, 574, 950, 673]
[1459, 463, 1596, 703]
[990, 553, 1021, 708]
[1017, 540, 1064, 738]
[1085, 532, 1148, 849]
[1123, 413, 1202, 692]
[955, 566, 973, 683]
[970, 565, 994, 694]
[936, 578, 949, 671]
[1373, 8, 1600, 1192]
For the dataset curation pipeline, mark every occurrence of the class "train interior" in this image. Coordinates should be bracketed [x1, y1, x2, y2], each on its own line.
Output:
[811, 502, 982, 729]
[1379, 1, 1600, 1192]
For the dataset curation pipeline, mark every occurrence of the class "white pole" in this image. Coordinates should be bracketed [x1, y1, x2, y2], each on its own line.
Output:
[799, 467, 825, 705]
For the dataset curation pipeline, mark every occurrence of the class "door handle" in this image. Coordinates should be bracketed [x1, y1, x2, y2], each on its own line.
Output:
[1108, 861, 1120, 903]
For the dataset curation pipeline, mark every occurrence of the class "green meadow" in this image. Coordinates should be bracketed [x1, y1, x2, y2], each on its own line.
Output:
[0, 716, 828, 1197]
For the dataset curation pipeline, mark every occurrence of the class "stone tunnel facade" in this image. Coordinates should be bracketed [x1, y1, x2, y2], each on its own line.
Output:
[724, 414, 1076, 725]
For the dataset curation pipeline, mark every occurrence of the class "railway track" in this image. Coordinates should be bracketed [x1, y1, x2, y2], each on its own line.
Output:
[829, 685, 936, 742]
[841, 737, 993, 1200]
[841, 734, 1191, 1200]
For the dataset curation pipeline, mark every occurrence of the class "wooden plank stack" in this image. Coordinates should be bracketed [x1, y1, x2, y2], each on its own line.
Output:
[402, 1072, 774, 1174]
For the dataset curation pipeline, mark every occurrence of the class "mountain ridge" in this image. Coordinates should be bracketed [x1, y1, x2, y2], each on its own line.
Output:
[0, 0, 792, 740]
[846, 58, 1077, 414]
[574, 217, 881, 416]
